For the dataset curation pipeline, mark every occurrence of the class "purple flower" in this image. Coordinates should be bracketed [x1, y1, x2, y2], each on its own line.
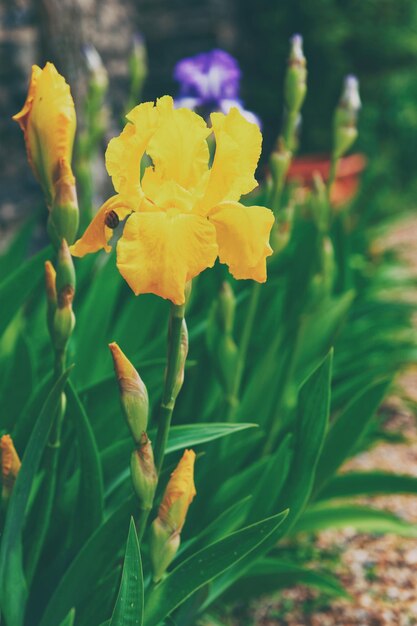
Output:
[174, 49, 261, 127]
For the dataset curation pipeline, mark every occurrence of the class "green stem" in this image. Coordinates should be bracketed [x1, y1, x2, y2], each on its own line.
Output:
[327, 155, 338, 202]
[154, 303, 185, 475]
[137, 507, 151, 542]
[224, 282, 262, 422]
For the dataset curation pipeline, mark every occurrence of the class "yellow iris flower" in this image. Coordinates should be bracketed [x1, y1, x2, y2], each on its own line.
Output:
[71, 96, 274, 304]
[13, 62, 76, 208]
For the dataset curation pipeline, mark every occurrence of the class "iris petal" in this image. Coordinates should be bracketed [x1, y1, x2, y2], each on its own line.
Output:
[209, 201, 274, 282]
[116, 211, 218, 304]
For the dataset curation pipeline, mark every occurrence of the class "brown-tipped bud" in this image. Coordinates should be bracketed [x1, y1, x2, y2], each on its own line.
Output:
[284, 34, 307, 114]
[1, 435, 21, 503]
[172, 320, 188, 402]
[56, 239, 76, 308]
[333, 75, 361, 160]
[149, 450, 196, 581]
[48, 158, 79, 248]
[109, 342, 149, 444]
[130, 433, 157, 510]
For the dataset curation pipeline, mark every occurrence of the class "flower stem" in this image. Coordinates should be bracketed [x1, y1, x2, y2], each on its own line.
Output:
[224, 282, 262, 422]
[154, 303, 185, 475]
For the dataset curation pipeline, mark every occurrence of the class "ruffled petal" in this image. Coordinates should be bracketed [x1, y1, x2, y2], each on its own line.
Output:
[105, 101, 159, 197]
[116, 211, 218, 304]
[196, 107, 262, 213]
[70, 196, 133, 256]
[146, 97, 210, 192]
[209, 201, 274, 282]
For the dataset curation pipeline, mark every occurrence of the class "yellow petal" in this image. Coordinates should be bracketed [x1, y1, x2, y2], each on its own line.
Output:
[209, 201, 274, 282]
[159, 449, 196, 533]
[141, 169, 194, 213]
[13, 63, 76, 205]
[196, 107, 262, 213]
[116, 211, 218, 304]
[147, 97, 210, 191]
[70, 196, 133, 256]
[105, 101, 159, 197]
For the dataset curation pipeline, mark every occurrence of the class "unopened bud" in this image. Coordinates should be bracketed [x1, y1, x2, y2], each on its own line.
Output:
[129, 34, 148, 98]
[84, 44, 108, 92]
[172, 320, 188, 401]
[1, 435, 21, 503]
[284, 34, 307, 114]
[56, 239, 76, 307]
[45, 260, 57, 337]
[53, 306, 76, 352]
[333, 75, 361, 159]
[130, 433, 157, 510]
[217, 282, 235, 334]
[109, 342, 149, 443]
[269, 146, 291, 192]
[149, 450, 196, 581]
[48, 159, 79, 247]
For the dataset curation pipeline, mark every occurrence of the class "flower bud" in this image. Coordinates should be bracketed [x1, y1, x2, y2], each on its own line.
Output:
[48, 159, 79, 247]
[333, 75, 361, 160]
[13, 63, 76, 208]
[53, 306, 76, 352]
[109, 342, 149, 444]
[84, 44, 109, 93]
[1, 435, 21, 503]
[284, 34, 307, 114]
[128, 34, 148, 100]
[45, 260, 57, 337]
[172, 319, 188, 402]
[130, 433, 157, 510]
[56, 239, 76, 307]
[149, 450, 196, 581]
[216, 282, 235, 334]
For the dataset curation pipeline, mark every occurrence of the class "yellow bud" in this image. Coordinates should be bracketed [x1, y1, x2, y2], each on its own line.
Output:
[158, 449, 196, 534]
[109, 342, 149, 443]
[13, 63, 76, 208]
[1, 435, 21, 502]
[149, 518, 180, 582]
[130, 433, 157, 510]
[44, 261, 57, 306]
[149, 449, 196, 581]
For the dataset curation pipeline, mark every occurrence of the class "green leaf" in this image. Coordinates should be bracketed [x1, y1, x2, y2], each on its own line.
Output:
[144, 511, 288, 626]
[0, 245, 52, 337]
[109, 519, 144, 626]
[0, 369, 70, 626]
[292, 503, 417, 536]
[314, 378, 391, 495]
[0, 334, 35, 432]
[58, 609, 76, 626]
[102, 423, 257, 497]
[165, 422, 258, 453]
[38, 496, 136, 626]
[66, 382, 104, 545]
[74, 254, 123, 386]
[318, 471, 417, 501]
[246, 434, 293, 524]
[278, 351, 333, 530]
[226, 558, 349, 601]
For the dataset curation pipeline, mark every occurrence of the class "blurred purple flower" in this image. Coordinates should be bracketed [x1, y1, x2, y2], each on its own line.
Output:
[174, 49, 261, 127]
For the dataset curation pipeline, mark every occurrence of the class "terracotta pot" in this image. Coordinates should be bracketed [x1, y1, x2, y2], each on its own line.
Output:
[286, 153, 367, 206]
